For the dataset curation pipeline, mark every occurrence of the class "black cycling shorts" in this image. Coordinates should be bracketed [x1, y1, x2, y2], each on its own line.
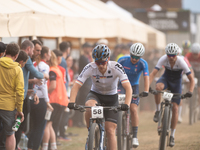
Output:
[85, 91, 118, 124]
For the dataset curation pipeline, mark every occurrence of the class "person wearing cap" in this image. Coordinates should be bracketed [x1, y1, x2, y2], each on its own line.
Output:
[0, 42, 6, 58]
[97, 38, 108, 45]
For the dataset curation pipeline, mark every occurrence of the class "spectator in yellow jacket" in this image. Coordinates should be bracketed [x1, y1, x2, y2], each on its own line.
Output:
[0, 43, 24, 150]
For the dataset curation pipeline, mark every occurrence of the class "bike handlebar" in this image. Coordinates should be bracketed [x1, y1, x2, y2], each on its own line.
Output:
[73, 104, 125, 112]
[118, 94, 140, 99]
[149, 88, 186, 99]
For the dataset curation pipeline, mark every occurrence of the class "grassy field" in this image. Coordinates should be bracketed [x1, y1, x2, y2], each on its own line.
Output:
[58, 111, 200, 150]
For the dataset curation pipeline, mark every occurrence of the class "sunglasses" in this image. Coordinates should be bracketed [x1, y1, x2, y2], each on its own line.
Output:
[167, 54, 177, 58]
[95, 61, 107, 66]
[130, 55, 140, 60]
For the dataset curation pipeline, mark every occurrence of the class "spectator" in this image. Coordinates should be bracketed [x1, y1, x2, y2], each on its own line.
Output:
[0, 50, 29, 150]
[0, 42, 6, 58]
[28, 46, 53, 150]
[16, 51, 29, 68]
[110, 44, 122, 61]
[0, 43, 24, 150]
[97, 38, 108, 45]
[42, 50, 68, 150]
[15, 40, 48, 150]
[31, 39, 42, 61]
[116, 44, 130, 61]
[58, 55, 75, 141]
[59, 41, 71, 89]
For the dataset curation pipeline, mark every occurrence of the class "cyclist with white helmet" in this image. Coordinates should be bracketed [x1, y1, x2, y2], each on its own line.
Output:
[68, 44, 132, 149]
[149, 43, 195, 147]
[185, 43, 200, 119]
[117, 43, 149, 148]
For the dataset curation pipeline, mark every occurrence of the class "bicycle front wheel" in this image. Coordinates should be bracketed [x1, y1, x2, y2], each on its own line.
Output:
[117, 111, 127, 150]
[88, 123, 100, 150]
[159, 106, 169, 150]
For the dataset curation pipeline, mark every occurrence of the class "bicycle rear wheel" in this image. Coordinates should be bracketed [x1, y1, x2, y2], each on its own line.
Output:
[117, 111, 126, 150]
[88, 123, 100, 150]
[159, 106, 169, 150]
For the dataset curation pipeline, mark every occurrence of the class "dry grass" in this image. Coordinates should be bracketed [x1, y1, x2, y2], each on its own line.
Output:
[58, 111, 200, 150]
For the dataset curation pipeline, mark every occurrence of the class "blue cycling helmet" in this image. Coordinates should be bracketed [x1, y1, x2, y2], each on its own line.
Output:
[92, 44, 110, 61]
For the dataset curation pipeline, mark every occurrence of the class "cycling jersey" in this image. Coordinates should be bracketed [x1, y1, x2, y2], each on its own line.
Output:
[76, 61, 129, 95]
[118, 56, 149, 86]
[185, 52, 200, 72]
[155, 55, 191, 105]
[155, 55, 191, 80]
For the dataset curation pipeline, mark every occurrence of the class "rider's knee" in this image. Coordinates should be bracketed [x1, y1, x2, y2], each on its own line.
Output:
[156, 83, 164, 91]
[105, 127, 115, 136]
[85, 100, 96, 106]
[130, 105, 137, 114]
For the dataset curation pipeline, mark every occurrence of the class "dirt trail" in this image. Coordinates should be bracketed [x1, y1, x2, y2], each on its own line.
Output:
[59, 111, 200, 150]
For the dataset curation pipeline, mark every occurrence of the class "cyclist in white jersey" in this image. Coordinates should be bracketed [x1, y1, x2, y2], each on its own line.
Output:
[149, 43, 195, 147]
[68, 44, 132, 150]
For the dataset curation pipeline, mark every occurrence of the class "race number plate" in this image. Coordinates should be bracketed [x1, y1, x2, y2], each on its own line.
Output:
[118, 94, 125, 104]
[162, 92, 173, 101]
[91, 106, 103, 119]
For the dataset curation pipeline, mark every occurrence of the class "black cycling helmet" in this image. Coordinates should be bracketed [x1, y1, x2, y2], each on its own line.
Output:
[92, 44, 110, 61]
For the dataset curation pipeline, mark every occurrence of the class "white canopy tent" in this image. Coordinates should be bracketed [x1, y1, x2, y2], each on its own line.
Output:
[0, 0, 166, 49]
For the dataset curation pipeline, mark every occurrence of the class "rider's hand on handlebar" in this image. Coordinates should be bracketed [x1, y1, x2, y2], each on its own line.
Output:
[139, 91, 148, 97]
[68, 102, 76, 109]
[121, 104, 129, 111]
[181, 91, 193, 99]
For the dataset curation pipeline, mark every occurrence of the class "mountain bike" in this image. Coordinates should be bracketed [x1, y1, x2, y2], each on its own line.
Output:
[117, 94, 140, 150]
[73, 104, 126, 150]
[150, 89, 185, 150]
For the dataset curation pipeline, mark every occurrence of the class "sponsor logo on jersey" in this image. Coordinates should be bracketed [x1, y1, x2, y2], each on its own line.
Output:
[124, 66, 130, 70]
[107, 75, 113, 78]
[115, 63, 125, 74]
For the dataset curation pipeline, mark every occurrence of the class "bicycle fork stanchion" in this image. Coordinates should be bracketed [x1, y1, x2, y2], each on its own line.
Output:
[158, 102, 164, 135]
[99, 119, 106, 150]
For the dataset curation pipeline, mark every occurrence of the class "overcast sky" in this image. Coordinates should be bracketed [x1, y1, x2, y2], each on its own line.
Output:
[182, 0, 200, 13]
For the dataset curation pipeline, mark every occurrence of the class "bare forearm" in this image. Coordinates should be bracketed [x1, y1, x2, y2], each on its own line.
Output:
[70, 83, 82, 103]
[144, 76, 149, 92]
[122, 82, 132, 106]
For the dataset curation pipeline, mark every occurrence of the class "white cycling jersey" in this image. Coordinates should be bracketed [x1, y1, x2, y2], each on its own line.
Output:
[76, 61, 129, 95]
[155, 55, 191, 79]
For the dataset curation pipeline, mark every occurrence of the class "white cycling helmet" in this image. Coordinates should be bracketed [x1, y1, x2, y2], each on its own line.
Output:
[130, 43, 145, 57]
[191, 43, 200, 54]
[165, 43, 179, 55]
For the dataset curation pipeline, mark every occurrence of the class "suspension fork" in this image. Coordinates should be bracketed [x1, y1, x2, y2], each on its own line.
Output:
[167, 103, 173, 135]
[158, 102, 164, 134]
[99, 118, 105, 150]
[126, 109, 130, 136]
